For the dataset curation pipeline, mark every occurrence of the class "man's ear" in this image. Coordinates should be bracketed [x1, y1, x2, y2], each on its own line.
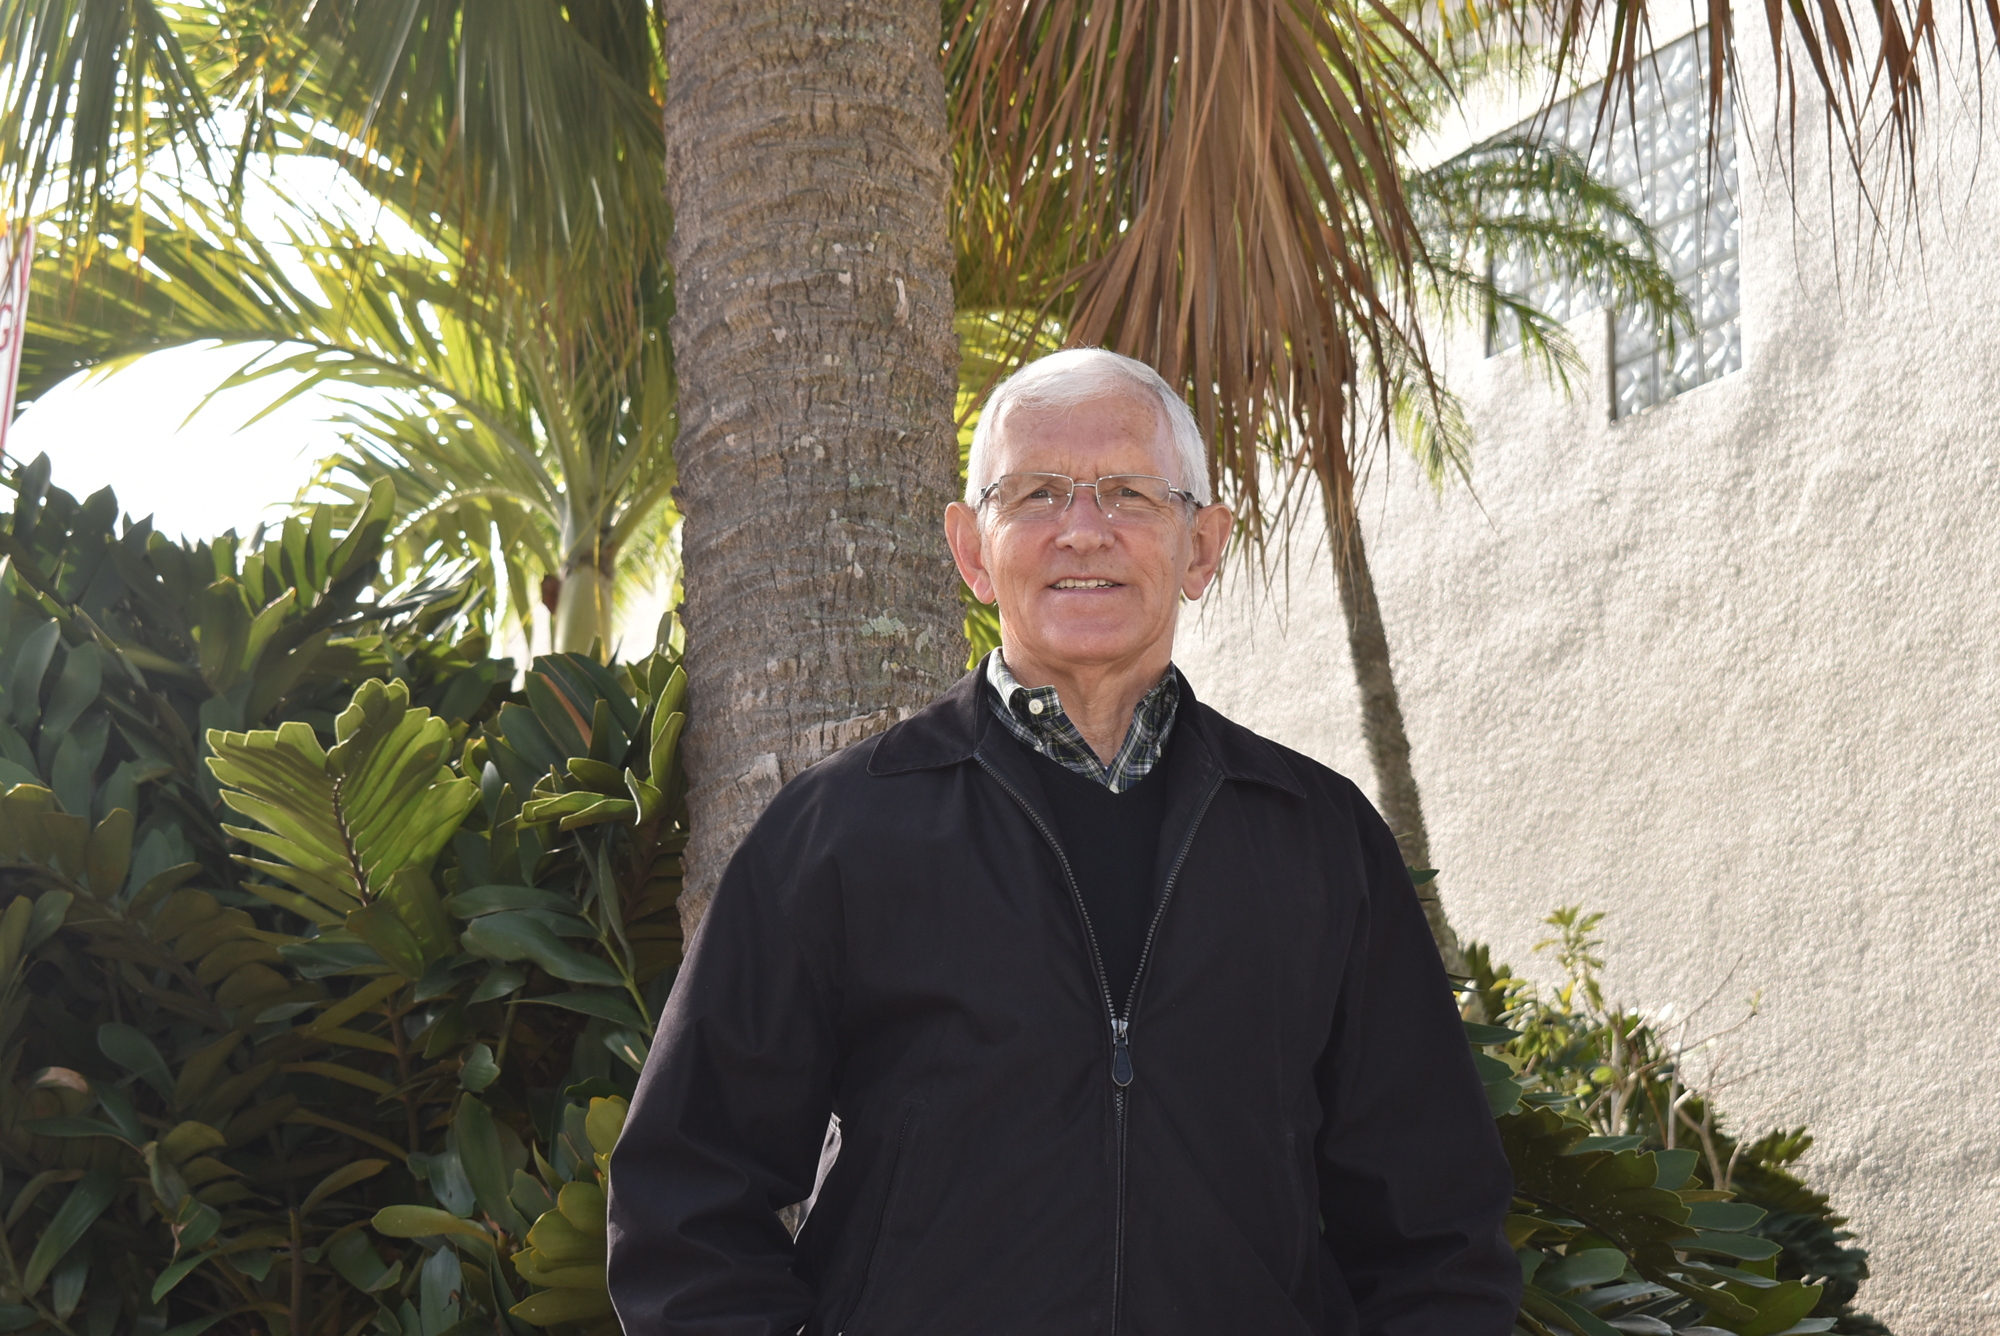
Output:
[1181, 503, 1232, 600]
[945, 502, 998, 604]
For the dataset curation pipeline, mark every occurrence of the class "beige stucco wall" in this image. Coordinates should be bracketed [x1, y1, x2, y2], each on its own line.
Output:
[1174, 37, 2000, 1336]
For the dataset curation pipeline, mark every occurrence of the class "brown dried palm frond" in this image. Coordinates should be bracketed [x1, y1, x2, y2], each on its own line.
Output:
[949, 0, 1445, 554]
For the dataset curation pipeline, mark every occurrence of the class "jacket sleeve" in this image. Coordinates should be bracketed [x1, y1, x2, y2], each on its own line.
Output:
[606, 814, 840, 1336]
[1312, 791, 1522, 1336]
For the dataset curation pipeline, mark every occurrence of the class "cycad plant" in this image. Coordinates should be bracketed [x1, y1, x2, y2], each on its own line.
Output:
[0, 460, 688, 1334]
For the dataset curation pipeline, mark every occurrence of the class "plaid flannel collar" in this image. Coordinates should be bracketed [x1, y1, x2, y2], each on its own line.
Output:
[982, 650, 1181, 794]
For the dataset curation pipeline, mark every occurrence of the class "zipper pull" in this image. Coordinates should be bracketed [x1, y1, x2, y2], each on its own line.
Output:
[1110, 1017, 1133, 1087]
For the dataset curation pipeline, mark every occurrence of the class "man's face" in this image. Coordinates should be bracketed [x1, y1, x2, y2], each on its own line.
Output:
[944, 392, 1232, 677]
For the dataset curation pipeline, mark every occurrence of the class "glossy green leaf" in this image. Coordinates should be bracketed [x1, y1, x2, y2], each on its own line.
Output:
[98, 1022, 175, 1103]
[1521, 1287, 1623, 1336]
[40, 643, 103, 744]
[583, 1097, 627, 1156]
[1686, 1229, 1783, 1261]
[302, 1159, 390, 1216]
[1535, 1246, 1627, 1293]
[1687, 1200, 1768, 1232]
[371, 1204, 491, 1241]
[510, 1170, 555, 1224]
[8, 620, 61, 722]
[1651, 1148, 1699, 1191]
[566, 757, 624, 792]
[172, 1196, 221, 1252]
[523, 991, 646, 1029]
[345, 903, 427, 979]
[461, 912, 624, 987]
[1572, 1135, 1645, 1154]
[327, 1229, 392, 1293]
[381, 867, 455, 964]
[558, 796, 637, 830]
[448, 885, 579, 918]
[460, 1042, 500, 1091]
[1712, 1277, 1826, 1336]
[1484, 1078, 1524, 1117]
[512, 1286, 616, 1325]
[150, 1252, 210, 1303]
[454, 1095, 528, 1235]
[23, 1169, 117, 1294]
[24, 1117, 132, 1142]
[470, 963, 529, 1003]
[209, 679, 479, 908]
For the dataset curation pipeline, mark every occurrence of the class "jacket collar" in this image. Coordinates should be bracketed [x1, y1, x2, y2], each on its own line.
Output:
[867, 660, 1305, 799]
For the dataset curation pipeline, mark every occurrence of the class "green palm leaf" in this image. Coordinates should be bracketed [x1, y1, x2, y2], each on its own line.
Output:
[23, 191, 677, 649]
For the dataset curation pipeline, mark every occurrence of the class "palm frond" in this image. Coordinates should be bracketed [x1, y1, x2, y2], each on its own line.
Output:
[0, 0, 221, 246]
[951, 0, 1450, 552]
[257, 0, 669, 295]
[23, 193, 676, 645]
[1410, 132, 1690, 379]
[3, 1, 669, 304]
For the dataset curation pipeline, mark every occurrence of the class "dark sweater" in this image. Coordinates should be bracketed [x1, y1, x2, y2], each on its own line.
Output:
[1012, 726, 1177, 1009]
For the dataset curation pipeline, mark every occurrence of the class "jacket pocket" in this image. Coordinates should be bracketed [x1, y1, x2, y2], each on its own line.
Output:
[837, 1099, 922, 1334]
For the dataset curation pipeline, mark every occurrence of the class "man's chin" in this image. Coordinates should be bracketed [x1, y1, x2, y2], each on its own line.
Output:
[1008, 626, 1163, 672]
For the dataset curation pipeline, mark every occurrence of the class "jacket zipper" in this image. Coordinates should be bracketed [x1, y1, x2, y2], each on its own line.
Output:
[974, 752, 1223, 1335]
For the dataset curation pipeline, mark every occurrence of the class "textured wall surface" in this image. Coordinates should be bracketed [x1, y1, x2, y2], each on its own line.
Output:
[1175, 42, 2000, 1335]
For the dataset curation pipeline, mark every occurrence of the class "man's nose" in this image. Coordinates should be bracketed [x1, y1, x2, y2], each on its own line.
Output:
[1054, 487, 1115, 547]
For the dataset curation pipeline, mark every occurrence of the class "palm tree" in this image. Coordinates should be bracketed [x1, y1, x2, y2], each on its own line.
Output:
[21, 195, 677, 654]
[7, 3, 675, 655]
[657, 0, 969, 925]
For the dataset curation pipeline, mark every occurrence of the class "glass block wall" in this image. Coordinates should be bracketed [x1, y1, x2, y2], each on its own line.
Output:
[1485, 31, 1741, 417]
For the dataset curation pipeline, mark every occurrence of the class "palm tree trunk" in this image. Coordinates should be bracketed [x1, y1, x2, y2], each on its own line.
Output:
[663, 0, 963, 936]
[1332, 516, 1468, 978]
[553, 564, 615, 656]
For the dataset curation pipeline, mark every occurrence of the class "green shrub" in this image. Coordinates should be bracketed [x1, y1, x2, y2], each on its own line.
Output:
[1465, 908, 1889, 1336]
[0, 461, 675, 1334]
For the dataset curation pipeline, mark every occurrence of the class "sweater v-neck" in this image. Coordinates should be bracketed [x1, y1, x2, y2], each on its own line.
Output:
[1010, 724, 1178, 1009]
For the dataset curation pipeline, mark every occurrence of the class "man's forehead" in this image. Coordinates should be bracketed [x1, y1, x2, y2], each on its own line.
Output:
[993, 391, 1173, 463]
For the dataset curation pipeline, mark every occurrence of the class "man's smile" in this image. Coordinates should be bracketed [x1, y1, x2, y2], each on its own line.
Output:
[1051, 577, 1122, 589]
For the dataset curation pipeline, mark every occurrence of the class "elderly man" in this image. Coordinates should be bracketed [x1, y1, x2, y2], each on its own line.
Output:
[608, 349, 1519, 1334]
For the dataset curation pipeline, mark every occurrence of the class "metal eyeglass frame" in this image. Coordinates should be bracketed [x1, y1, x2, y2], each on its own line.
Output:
[974, 472, 1204, 520]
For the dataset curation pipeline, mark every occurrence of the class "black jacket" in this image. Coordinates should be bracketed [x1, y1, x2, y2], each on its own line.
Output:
[607, 669, 1519, 1335]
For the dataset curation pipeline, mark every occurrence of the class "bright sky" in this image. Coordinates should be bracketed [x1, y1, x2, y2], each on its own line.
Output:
[8, 345, 344, 542]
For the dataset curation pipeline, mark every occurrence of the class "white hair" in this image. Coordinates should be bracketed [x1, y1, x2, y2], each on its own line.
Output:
[964, 348, 1212, 506]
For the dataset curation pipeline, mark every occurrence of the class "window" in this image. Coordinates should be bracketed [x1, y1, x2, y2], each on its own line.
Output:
[1485, 31, 1741, 417]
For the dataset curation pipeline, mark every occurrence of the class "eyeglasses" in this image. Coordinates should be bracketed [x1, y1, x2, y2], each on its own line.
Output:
[975, 473, 1201, 525]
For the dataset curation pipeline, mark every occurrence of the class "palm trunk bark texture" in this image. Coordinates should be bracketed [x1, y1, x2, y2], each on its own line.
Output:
[663, 0, 964, 937]
[1332, 518, 1468, 978]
